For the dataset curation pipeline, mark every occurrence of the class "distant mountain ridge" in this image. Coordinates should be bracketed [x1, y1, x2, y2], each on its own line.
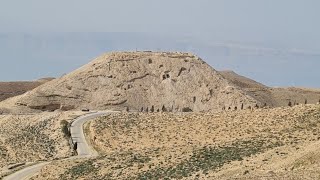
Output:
[0, 78, 54, 102]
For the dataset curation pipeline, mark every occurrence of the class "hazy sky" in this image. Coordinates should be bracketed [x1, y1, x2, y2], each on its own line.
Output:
[1, 0, 319, 47]
[0, 0, 319, 87]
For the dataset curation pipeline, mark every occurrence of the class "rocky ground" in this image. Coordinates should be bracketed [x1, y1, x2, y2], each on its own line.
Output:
[31, 104, 320, 179]
[0, 111, 85, 178]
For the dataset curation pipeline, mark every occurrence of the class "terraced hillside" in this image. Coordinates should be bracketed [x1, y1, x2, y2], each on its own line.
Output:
[31, 104, 320, 179]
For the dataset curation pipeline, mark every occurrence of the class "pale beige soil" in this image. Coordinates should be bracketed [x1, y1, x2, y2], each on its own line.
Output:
[220, 70, 320, 107]
[2, 53, 318, 115]
[31, 104, 320, 179]
[0, 94, 42, 114]
[9, 52, 259, 113]
[0, 111, 85, 177]
[0, 52, 319, 179]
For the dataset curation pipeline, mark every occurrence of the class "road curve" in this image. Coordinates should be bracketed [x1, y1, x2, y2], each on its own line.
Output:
[3, 111, 108, 180]
[70, 111, 107, 157]
[3, 162, 50, 180]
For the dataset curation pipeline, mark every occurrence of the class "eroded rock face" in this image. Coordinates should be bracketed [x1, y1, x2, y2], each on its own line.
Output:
[15, 52, 259, 112]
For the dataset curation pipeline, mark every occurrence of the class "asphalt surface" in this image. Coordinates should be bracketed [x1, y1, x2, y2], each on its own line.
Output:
[70, 112, 107, 157]
[3, 162, 50, 180]
[3, 111, 108, 180]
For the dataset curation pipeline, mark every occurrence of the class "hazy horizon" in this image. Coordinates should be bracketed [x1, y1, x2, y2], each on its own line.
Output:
[0, 1, 319, 87]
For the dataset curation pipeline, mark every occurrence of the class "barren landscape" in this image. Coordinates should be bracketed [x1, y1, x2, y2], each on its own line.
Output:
[0, 111, 84, 178]
[1, 0, 319, 179]
[220, 70, 320, 107]
[0, 52, 319, 180]
[10, 52, 260, 113]
[30, 104, 320, 179]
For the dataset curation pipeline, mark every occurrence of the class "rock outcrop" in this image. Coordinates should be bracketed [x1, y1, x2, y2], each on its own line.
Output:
[15, 52, 259, 112]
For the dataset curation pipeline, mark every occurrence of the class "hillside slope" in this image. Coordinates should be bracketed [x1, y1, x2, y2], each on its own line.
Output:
[220, 71, 320, 107]
[12, 52, 259, 112]
[30, 104, 320, 179]
[0, 78, 53, 102]
[0, 111, 84, 178]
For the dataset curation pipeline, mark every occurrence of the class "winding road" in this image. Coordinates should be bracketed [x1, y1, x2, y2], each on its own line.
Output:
[70, 112, 107, 157]
[3, 111, 108, 180]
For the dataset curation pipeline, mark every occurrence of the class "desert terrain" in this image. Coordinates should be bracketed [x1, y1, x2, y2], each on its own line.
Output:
[0, 111, 85, 178]
[9, 52, 260, 113]
[29, 104, 320, 179]
[220, 70, 320, 107]
[0, 78, 54, 102]
[0, 52, 319, 179]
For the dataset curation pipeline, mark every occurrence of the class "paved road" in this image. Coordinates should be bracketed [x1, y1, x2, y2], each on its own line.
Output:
[3, 111, 108, 180]
[70, 112, 107, 157]
[3, 162, 51, 180]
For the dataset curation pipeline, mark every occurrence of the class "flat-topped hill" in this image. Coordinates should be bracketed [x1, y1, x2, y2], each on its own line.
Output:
[12, 52, 259, 112]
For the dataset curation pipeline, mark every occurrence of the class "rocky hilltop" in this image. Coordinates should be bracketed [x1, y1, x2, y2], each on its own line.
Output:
[14, 52, 259, 112]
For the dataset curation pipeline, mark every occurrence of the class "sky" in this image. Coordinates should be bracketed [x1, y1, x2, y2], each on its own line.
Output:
[0, 0, 319, 87]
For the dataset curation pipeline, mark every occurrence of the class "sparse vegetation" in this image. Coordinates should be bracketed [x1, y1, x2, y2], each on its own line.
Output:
[1, 52, 320, 179]
[60, 160, 98, 179]
[0, 145, 8, 157]
[25, 105, 320, 179]
[136, 139, 280, 179]
[0, 111, 84, 175]
[162, 105, 167, 112]
[61, 120, 71, 138]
